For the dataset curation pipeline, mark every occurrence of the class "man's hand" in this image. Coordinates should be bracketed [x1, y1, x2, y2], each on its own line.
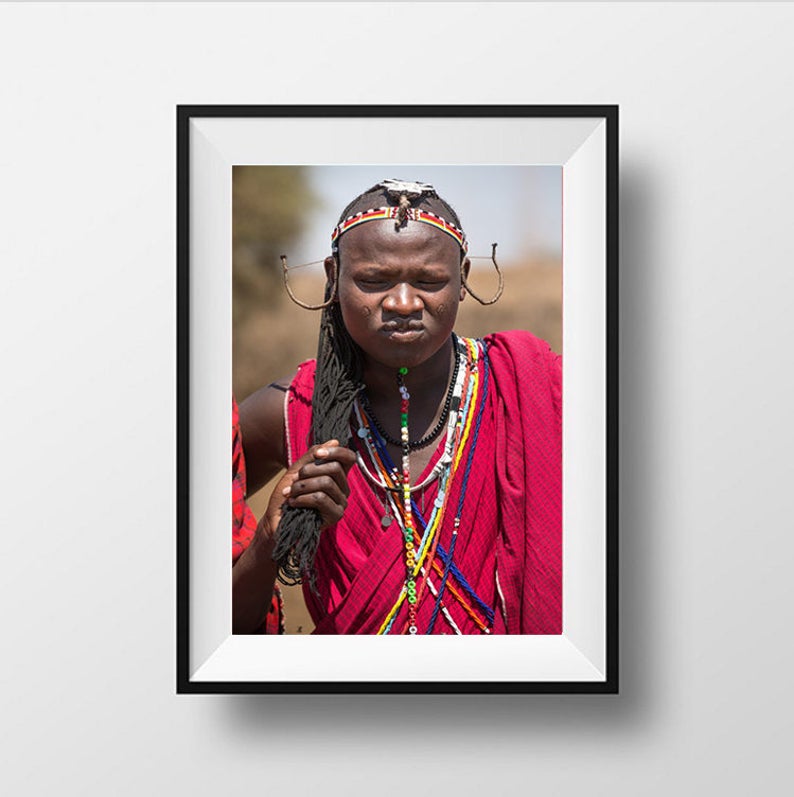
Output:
[265, 440, 357, 531]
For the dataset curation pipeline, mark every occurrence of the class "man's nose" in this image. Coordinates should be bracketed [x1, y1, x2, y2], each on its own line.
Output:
[383, 283, 422, 315]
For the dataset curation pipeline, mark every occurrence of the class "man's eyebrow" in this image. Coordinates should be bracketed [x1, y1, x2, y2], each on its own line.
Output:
[355, 264, 449, 277]
[356, 264, 394, 273]
[267, 382, 288, 393]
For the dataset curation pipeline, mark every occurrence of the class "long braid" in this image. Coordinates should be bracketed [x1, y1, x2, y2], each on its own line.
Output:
[272, 181, 463, 589]
[272, 285, 363, 589]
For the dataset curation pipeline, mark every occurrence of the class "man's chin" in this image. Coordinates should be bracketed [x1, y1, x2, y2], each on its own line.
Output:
[362, 335, 451, 371]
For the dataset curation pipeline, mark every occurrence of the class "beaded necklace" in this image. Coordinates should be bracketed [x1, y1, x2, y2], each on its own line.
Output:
[401, 338, 479, 633]
[353, 339, 467, 502]
[354, 336, 494, 634]
[359, 344, 461, 451]
[395, 365, 419, 632]
[427, 346, 490, 633]
[365, 414, 494, 634]
[358, 404, 474, 634]
[392, 338, 480, 634]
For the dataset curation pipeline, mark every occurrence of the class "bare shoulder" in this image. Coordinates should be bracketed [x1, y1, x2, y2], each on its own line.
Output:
[239, 373, 295, 495]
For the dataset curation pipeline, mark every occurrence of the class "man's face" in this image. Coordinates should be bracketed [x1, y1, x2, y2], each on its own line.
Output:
[333, 219, 466, 370]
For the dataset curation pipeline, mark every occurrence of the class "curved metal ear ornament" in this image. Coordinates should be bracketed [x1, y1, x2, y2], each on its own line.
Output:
[281, 255, 337, 311]
[462, 243, 504, 305]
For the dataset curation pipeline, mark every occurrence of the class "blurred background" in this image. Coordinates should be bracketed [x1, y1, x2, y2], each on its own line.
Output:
[233, 165, 562, 633]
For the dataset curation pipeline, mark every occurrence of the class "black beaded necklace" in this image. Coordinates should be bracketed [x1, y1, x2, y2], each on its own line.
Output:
[360, 335, 461, 452]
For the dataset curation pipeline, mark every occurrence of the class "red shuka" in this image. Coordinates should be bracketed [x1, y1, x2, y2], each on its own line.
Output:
[284, 330, 562, 635]
[232, 397, 284, 635]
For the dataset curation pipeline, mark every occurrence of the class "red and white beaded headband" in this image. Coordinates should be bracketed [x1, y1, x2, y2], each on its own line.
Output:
[331, 207, 468, 253]
[330, 179, 468, 254]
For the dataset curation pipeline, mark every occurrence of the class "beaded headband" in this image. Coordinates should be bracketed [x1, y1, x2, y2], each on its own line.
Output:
[330, 179, 469, 254]
[331, 207, 468, 253]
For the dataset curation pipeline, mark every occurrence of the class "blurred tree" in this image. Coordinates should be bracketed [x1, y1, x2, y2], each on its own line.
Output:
[233, 166, 318, 399]
[232, 166, 316, 333]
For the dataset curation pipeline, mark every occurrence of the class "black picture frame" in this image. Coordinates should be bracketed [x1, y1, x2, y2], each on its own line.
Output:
[177, 105, 618, 694]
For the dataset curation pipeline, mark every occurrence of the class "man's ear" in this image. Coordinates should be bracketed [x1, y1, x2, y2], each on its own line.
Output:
[324, 256, 336, 281]
[323, 255, 339, 302]
[459, 257, 471, 301]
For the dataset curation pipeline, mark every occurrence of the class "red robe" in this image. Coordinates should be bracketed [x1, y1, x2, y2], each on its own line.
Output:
[232, 397, 284, 634]
[284, 330, 562, 635]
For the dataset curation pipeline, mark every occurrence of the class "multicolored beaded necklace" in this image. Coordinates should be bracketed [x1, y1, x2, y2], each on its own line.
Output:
[395, 364, 419, 632]
[353, 335, 494, 635]
[359, 349, 460, 451]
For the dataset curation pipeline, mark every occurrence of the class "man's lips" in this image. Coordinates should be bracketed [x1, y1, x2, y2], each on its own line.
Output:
[381, 323, 425, 341]
[381, 321, 424, 333]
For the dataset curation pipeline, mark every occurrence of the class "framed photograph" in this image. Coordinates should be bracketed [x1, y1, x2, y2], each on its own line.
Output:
[177, 105, 618, 693]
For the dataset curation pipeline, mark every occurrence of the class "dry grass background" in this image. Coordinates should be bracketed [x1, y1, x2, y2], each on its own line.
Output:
[234, 257, 561, 634]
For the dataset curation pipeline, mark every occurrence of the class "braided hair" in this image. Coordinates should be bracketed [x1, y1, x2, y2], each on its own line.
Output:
[272, 182, 465, 589]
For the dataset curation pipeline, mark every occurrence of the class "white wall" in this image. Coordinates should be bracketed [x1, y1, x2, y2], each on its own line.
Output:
[1, 3, 792, 795]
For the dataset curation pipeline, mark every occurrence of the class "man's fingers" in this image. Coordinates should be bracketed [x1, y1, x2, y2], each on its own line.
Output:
[311, 441, 357, 472]
[297, 460, 352, 497]
[288, 440, 339, 472]
[286, 489, 346, 527]
[287, 475, 347, 508]
[312, 439, 339, 459]
[273, 440, 356, 528]
[289, 441, 356, 490]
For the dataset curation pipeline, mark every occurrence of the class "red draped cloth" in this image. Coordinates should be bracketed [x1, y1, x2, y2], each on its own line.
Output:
[284, 330, 562, 635]
[232, 396, 284, 635]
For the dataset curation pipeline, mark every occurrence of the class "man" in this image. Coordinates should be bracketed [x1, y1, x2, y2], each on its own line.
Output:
[233, 180, 561, 635]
